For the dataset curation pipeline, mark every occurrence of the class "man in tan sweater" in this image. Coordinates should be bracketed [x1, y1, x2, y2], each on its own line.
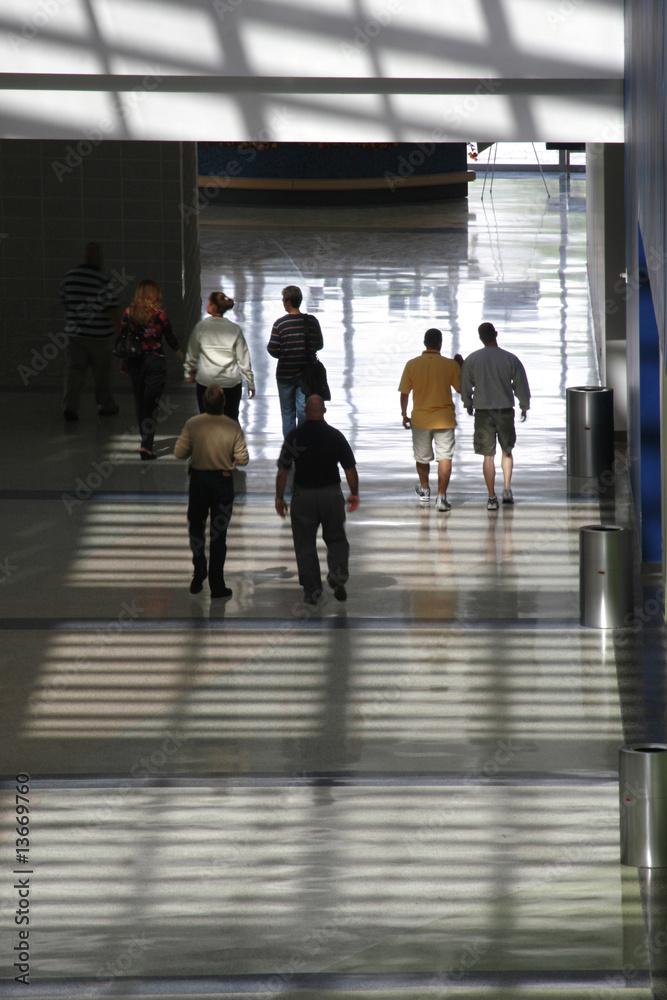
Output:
[174, 384, 249, 598]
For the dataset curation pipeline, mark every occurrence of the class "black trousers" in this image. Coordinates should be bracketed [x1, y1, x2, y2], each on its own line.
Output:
[188, 469, 234, 593]
[196, 381, 243, 422]
[289, 484, 349, 598]
[127, 353, 167, 451]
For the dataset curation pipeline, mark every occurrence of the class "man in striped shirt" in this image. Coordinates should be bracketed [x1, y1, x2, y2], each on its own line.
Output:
[267, 285, 323, 438]
[61, 242, 120, 420]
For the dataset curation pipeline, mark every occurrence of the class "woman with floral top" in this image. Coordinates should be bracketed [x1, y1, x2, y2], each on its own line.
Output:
[119, 280, 183, 459]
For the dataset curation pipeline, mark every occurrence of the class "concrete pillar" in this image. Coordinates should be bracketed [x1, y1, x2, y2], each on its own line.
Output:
[585, 142, 626, 432]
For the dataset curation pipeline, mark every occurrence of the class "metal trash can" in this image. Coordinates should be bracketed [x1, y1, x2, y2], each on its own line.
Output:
[620, 744, 667, 867]
[566, 385, 614, 478]
[579, 524, 633, 628]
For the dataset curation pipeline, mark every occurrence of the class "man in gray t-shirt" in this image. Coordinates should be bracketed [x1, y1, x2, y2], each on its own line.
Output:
[459, 322, 530, 510]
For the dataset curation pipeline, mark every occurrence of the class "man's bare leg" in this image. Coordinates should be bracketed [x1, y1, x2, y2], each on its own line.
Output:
[501, 450, 513, 487]
[483, 454, 496, 497]
[437, 458, 452, 495]
[416, 462, 430, 489]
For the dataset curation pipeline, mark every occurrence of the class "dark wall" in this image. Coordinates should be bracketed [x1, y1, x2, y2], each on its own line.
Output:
[0, 140, 201, 389]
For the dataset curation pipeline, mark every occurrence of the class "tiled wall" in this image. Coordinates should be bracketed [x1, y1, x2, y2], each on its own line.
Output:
[0, 140, 201, 388]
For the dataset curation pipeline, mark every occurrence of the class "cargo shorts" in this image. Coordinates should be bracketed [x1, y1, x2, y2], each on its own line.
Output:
[473, 408, 516, 456]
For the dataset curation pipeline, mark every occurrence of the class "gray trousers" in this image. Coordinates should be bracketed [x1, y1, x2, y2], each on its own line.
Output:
[63, 336, 115, 413]
[290, 484, 349, 598]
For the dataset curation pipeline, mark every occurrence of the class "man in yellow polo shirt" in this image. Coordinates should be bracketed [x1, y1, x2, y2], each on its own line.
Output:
[399, 328, 463, 512]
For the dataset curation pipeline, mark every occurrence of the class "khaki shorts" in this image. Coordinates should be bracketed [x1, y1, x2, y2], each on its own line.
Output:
[411, 426, 455, 463]
[473, 408, 516, 456]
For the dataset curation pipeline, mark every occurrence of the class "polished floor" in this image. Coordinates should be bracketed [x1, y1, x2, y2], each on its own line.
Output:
[1, 175, 666, 998]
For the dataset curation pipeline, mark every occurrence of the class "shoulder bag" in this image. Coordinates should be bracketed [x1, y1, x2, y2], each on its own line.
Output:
[299, 314, 331, 401]
[113, 319, 144, 359]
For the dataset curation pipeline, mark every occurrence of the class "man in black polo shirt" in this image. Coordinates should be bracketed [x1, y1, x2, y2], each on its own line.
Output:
[275, 395, 359, 605]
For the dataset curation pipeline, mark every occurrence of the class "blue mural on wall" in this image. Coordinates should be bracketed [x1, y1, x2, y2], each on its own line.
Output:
[638, 226, 662, 563]
[197, 141, 467, 180]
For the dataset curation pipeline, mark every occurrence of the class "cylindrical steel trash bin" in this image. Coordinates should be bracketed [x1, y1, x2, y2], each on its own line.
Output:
[579, 524, 633, 628]
[620, 744, 667, 867]
[566, 385, 614, 478]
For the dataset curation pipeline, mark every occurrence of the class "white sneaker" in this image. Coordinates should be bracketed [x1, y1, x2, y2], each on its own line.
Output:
[486, 495, 499, 511]
[502, 487, 514, 504]
[415, 484, 430, 503]
[435, 495, 451, 512]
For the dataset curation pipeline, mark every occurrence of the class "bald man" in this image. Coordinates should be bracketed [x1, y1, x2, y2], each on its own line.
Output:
[275, 395, 359, 605]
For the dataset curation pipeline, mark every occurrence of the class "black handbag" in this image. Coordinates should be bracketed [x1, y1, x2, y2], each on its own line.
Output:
[113, 323, 144, 359]
[300, 314, 331, 401]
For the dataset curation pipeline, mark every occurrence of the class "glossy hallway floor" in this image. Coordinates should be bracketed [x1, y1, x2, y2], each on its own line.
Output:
[1, 174, 667, 999]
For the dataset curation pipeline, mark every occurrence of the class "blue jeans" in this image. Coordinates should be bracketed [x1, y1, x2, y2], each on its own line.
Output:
[277, 378, 306, 438]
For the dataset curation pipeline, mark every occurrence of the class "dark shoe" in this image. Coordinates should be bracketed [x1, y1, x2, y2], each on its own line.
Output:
[326, 574, 347, 602]
[63, 410, 79, 421]
[486, 495, 499, 511]
[140, 449, 156, 461]
[98, 404, 119, 416]
[190, 573, 206, 595]
[211, 587, 233, 599]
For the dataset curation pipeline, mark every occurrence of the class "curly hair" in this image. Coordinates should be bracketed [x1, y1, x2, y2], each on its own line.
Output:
[130, 280, 162, 327]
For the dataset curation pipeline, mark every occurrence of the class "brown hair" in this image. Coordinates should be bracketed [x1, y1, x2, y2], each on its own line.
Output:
[209, 292, 233, 316]
[130, 280, 162, 327]
[203, 384, 225, 415]
[282, 285, 302, 308]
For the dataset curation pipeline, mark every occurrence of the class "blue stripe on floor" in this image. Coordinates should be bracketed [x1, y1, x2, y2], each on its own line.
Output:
[0, 970, 651, 995]
[0, 616, 583, 630]
[0, 771, 619, 790]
